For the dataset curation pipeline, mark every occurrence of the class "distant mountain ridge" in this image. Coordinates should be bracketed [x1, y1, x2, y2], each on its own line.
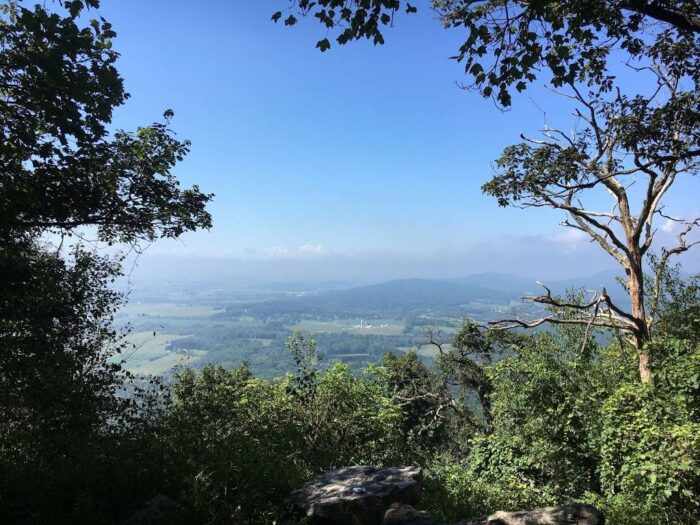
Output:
[223, 270, 630, 319]
[225, 278, 515, 318]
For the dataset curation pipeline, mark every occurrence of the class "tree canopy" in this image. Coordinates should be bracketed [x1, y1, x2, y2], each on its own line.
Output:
[0, 0, 212, 243]
[0, 2, 213, 519]
[274, 0, 700, 105]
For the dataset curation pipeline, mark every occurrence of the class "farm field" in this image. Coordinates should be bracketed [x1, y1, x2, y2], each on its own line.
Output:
[293, 319, 404, 336]
[110, 278, 508, 377]
[130, 352, 202, 376]
[120, 331, 203, 375]
[119, 302, 223, 318]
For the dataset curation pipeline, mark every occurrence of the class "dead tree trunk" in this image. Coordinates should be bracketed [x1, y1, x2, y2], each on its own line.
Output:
[627, 257, 652, 383]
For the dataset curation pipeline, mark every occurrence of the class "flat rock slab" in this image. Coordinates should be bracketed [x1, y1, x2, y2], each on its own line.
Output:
[458, 504, 604, 525]
[293, 465, 423, 525]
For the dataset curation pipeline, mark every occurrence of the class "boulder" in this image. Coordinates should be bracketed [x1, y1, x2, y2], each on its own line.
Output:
[382, 503, 437, 525]
[458, 504, 604, 525]
[293, 465, 424, 525]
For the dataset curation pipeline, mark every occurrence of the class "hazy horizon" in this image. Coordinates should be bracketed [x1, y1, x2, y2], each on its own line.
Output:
[122, 247, 697, 290]
[97, 1, 698, 289]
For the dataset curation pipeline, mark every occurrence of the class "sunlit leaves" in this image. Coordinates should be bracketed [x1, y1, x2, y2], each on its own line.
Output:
[482, 142, 590, 208]
[272, 0, 409, 53]
[274, 1, 700, 107]
[0, 0, 213, 243]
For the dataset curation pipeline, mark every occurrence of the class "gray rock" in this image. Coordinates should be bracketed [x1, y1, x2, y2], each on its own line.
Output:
[458, 503, 604, 525]
[382, 503, 437, 525]
[293, 465, 424, 525]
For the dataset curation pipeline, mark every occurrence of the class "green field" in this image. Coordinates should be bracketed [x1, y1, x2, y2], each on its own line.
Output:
[121, 331, 204, 375]
[119, 302, 222, 318]
[293, 319, 404, 336]
[130, 352, 202, 375]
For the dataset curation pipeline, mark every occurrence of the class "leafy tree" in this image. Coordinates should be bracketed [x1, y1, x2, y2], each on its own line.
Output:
[484, 74, 700, 383]
[381, 351, 451, 455]
[0, 240, 175, 523]
[0, 0, 213, 416]
[0, 243, 124, 521]
[287, 330, 320, 398]
[0, 0, 212, 521]
[431, 321, 496, 432]
[0, 0, 212, 244]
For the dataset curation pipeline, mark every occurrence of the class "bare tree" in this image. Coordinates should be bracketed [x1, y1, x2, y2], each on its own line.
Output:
[482, 65, 700, 383]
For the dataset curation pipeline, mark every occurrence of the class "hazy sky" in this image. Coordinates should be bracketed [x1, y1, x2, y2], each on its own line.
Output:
[99, 1, 699, 283]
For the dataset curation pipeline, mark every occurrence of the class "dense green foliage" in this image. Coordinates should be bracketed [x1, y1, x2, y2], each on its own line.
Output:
[163, 359, 410, 522]
[424, 325, 700, 524]
[0, 0, 211, 521]
[0, 240, 170, 522]
[9, 293, 694, 523]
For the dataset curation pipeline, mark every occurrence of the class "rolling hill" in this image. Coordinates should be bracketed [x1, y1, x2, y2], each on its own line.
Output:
[224, 278, 516, 318]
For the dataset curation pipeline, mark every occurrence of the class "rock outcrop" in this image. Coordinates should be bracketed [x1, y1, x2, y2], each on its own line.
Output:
[293, 467, 604, 525]
[458, 504, 604, 525]
[293, 465, 423, 525]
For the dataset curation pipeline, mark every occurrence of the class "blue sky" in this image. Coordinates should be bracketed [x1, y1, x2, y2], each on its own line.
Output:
[99, 1, 699, 282]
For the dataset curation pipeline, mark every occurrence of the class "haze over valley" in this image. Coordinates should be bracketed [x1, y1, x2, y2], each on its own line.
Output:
[117, 270, 628, 377]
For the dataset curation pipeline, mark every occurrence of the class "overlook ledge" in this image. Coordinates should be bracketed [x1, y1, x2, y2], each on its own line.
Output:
[293, 465, 423, 525]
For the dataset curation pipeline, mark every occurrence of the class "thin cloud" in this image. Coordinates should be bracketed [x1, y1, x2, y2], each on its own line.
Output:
[661, 219, 676, 233]
[549, 228, 588, 249]
[298, 244, 326, 254]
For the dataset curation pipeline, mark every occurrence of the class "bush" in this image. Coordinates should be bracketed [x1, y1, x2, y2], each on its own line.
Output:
[600, 382, 700, 523]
